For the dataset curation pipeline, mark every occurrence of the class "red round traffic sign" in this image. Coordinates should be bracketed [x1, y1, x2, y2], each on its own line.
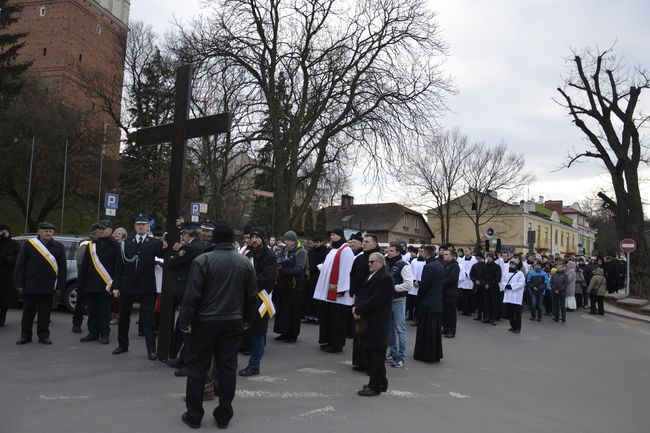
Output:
[620, 238, 637, 253]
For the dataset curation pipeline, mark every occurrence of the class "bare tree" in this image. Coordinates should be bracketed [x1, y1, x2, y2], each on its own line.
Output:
[455, 142, 535, 251]
[176, 0, 453, 232]
[556, 47, 649, 298]
[404, 127, 476, 243]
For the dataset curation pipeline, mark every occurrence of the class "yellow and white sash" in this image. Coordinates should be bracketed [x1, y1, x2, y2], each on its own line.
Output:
[89, 242, 113, 293]
[29, 238, 58, 276]
[258, 290, 275, 318]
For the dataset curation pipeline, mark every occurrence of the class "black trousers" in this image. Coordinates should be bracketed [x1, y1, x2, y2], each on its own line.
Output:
[172, 297, 191, 363]
[505, 303, 522, 331]
[21, 293, 53, 339]
[460, 290, 474, 315]
[590, 294, 605, 315]
[118, 293, 156, 353]
[442, 291, 457, 335]
[302, 277, 319, 318]
[366, 349, 388, 392]
[273, 289, 302, 338]
[86, 292, 112, 337]
[483, 290, 499, 321]
[72, 289, 86, 328]
[474, 289, 484, 318]
[185, 320, 242, 422]
[318, 301, 349, 349]
[406, 294, 418, 320]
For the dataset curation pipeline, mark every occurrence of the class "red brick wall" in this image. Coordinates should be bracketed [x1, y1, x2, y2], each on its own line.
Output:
[5, 0, 127, 157]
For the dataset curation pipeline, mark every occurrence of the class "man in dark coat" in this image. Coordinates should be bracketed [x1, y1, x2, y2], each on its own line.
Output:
[238, 226, 277, 377]
[77, 220, 121, 344]
[14, 222, 67, 345]
[177, 221, 258, 429]
[348, 234, 382, 371]
[273, 230, 307, 342]
[482, 253, 502, 325]
[414, 245, 444, 363]
[166, 222, 206, 375]
[470, 253, 486, 321]
[441, 249, 460, 338]
[303, 236, 328, 323]
[112, 214, 164, 360]
[352, 252, 395, 396]
[0, 224, 21, 326]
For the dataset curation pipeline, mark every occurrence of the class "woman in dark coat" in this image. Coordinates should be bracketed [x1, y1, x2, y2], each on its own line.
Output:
[352, 252, 395, 396]
[414, 245, 445, 363]
[0, 224, 21, 326]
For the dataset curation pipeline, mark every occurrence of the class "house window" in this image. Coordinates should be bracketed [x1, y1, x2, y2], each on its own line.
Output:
[560, 231, 564, 246]
[471, 202, 477, 211]
[554, 230, 558, 244]
[39, 7, 47, 16]
[537, 225, 540, 243]
[415, 217, 420, 229]
[403, 215, 409, 228]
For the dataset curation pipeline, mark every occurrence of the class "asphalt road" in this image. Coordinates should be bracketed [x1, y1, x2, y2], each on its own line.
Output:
[1, 307, 648, 433]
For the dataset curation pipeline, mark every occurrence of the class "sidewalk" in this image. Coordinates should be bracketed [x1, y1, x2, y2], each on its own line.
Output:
[604, 302, 650, 324]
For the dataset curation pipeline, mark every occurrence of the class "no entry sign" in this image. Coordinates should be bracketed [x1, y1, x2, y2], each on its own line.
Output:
[620, 238, 637, 254]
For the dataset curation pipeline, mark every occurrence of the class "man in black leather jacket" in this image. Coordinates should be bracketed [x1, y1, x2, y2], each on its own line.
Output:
[178, 221, 258, 430]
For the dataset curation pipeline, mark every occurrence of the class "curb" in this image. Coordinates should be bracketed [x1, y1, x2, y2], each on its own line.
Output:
[603, 307, 650, 324]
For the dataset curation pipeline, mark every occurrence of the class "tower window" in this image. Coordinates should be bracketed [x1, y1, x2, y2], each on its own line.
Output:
[39, 7, 47, 17]
[43, 48, 47, 56]
[79, 54, 83, 62]
[96, 24, 102, 34]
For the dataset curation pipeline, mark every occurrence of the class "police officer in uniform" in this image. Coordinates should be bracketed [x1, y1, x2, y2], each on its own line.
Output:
[112, 214, 164, 360]
[167, 222, 206, 376]
[15, 222, 67, 345]
[200, 221, 215, 247]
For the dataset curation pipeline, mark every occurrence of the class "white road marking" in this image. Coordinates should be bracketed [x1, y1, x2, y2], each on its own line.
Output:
[247, 375, 287, 383]
[33, 395, 90, 400]
[290, 406, 340, 421]
[236, 390, 339, 399]
[339, 360, 353, 365]
[297, 367, 336, 374]
[449, 392, 471, 399]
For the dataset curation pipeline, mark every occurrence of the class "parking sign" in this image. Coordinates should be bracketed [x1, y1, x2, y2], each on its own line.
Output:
[190, 202, 201, 217]
[104, 193, 119, 210]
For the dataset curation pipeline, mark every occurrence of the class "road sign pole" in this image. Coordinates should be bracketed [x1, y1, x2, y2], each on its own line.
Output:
[626, 252, 631, 296]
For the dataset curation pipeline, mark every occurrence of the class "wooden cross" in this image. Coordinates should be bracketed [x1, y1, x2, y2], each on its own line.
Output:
[135, 64, 231, 361]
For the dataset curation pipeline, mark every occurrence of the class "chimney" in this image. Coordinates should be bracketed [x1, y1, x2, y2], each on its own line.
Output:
[538, 196, 544, 205]
[544, 200, 564, 215]
[341, 194, 354, 209]
[487, 190, 498, 199]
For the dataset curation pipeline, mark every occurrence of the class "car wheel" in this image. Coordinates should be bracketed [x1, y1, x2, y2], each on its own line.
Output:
[63, 284, 78, 313]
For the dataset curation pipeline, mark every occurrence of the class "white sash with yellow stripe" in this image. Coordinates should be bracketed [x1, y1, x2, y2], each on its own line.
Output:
[258, 290, 275, 318]
[28, 238, 58, 289]
[89, 242, 113, 293]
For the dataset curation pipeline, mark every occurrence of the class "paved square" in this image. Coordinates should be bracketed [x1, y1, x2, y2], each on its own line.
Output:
[1, 308, 648, 433]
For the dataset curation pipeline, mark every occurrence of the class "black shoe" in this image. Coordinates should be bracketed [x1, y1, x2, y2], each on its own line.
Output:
[174, 368, 188, 377]
[240, 350, 251, 356]
[362, 384, 388, 392]
[536, 318, 542, 322]
[444, 333, 455, 338]
[72, 326, 82, 334]
[166, 358, 183, 369]
[513, 329, 521, 334]
[553, 317, 559, 321]
[238, 366, 259, 377]
[357, 387, 381, 397]
[352, 366, 368, 372]
[39, 338, 52, 345]
[181, 412, 201, 429]
[410, 322, 418, 326]
[529, 317, 536, 321]
[284, 337, 297, 343]
[507, 327, 514, 332]
[473, 316, 483, 321]
[319, 344, 329, 351]
[490, 321, 497, 326]
[213, 406, 233, 429]
[112, 346, 128, 355]
[16, 336, 32, 345]
[324, 346, 342, 353]
[80, 334, 99, 342]
[99, 336, 109, 344]
[481, 319, 490, 324]
[148, 352, 157, 361]
[275, 335, 290, 341]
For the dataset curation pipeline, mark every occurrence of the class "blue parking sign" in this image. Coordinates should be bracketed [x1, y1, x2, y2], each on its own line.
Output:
[190, 202, 201, 217]
[104, 193, 119, 210]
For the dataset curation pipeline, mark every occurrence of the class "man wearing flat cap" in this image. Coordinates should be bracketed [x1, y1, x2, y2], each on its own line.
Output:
[112, 214, 164, 360]
[77, 220, 121, 345]
[14, 222, 67, 345]
[0, 224, 21, 327]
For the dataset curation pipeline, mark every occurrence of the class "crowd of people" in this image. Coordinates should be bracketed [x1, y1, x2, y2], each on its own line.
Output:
[0, 218, 620, 429]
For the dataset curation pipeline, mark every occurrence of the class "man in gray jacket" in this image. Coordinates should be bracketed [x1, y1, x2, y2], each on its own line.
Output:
[178, 221, 258, 429]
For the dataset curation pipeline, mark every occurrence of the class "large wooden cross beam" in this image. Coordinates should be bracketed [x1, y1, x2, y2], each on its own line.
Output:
[135, 64, 231, 361]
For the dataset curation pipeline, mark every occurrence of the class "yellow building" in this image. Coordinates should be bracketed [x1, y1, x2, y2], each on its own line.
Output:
[427, 194, 597, 256]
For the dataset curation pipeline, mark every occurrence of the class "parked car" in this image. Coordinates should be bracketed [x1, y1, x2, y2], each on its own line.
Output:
[14, 234, 88, 313]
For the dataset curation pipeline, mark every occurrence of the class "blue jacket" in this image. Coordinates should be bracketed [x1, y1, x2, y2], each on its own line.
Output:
[526, 269, 550, 294]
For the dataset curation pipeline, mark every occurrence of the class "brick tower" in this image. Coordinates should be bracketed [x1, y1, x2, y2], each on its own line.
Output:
[6, 0, 130, 157]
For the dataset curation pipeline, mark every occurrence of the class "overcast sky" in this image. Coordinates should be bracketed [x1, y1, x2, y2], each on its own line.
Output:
[130, 0, 650, 212]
